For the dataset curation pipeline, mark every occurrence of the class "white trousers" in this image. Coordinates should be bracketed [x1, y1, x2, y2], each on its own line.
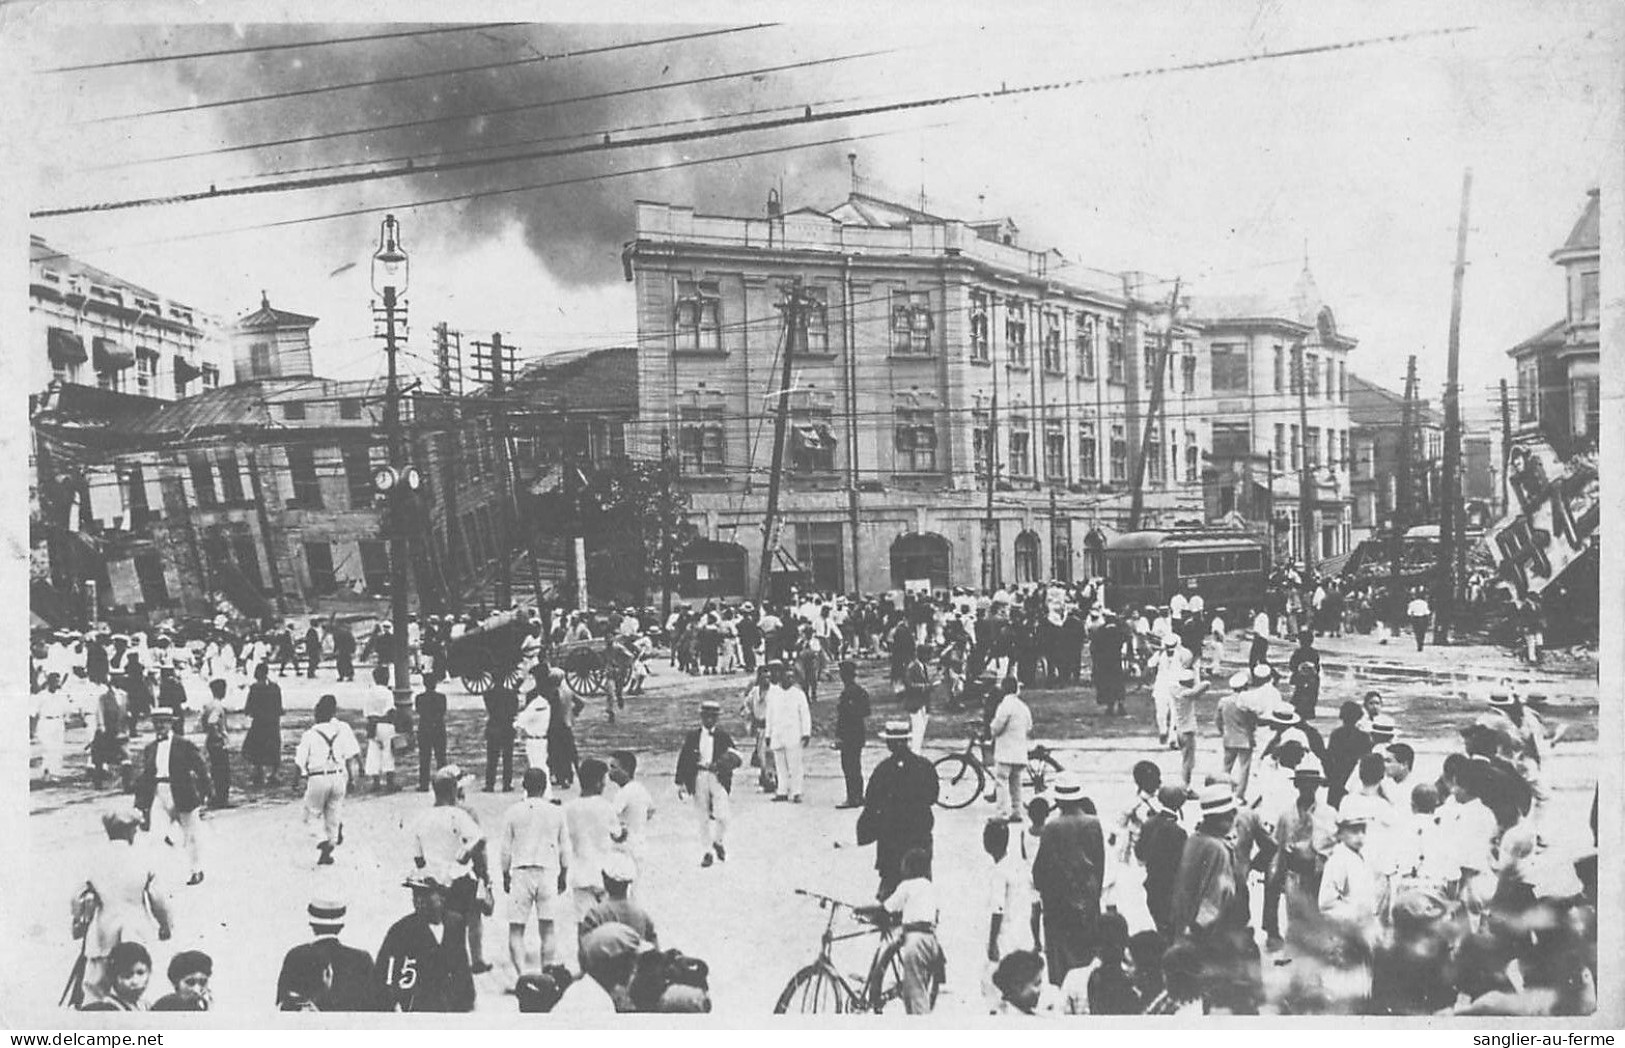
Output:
[153, 783, 202, 874]
[693, 771, 730, 851]
[37, 715, 66, 776]
[365, 724, 396, 776]
[772, 741, 805, 798]
[523, 737, 549, 776]
[909, 710, 930, 754]
[303, 773, 346, 846]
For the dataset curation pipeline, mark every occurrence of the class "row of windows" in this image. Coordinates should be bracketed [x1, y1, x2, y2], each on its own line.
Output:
[57, 358, 219, 397]
[38, 269, 196, 325]
[1209, 343, 1349, 401]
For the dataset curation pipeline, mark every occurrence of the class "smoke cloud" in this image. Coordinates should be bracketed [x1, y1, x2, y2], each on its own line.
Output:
[159, 23, 861, 288]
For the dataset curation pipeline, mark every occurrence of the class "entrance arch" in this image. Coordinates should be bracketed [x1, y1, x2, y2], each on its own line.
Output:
[1014, 530, 1042, 585]
[890, 532, 951, 592]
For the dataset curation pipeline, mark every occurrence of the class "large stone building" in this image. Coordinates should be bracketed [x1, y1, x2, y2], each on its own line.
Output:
[1188, 269, 1357, 568]
[29, 297, 512, 626]
[625, 192, 1210, 598]
[1346, 374, 1444, 546]
[29, 236, 227, 400]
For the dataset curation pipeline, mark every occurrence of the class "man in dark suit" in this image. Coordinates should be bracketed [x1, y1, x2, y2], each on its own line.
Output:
[1089, 611, 1129, 714]
[332, 623, 357, 683]
[674, 699, 740, 868]
[856, 720, 938, 899]
[483, 680, 518, 793]
[1032, 772, 1107, 987]
[134, 708, 211, 886]
[303, 622, 323, 679]
[276, 899, 379, 1011]
[416, 673, 448, 792]
[375, 873, 475, 1013]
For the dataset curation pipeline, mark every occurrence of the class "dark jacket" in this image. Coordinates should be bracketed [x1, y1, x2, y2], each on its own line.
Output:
[375, 911, 474, 1013]
[483, 685, 518, 742]
[134, 735, 212, 814]
[416, 688, 448, 734]
[1089, 623, 1128, 681]
[1136, 811, 1188, 930]
[835, 682, 870, 748]
[674, 726, 736, 793]
[857, 751, 938, 874]
[276, 938, 379, 1012]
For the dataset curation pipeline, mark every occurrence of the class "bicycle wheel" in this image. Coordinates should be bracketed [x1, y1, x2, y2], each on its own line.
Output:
[932, 753, 985, 810]
[774, 960, 857, 1014]
[864, 936, 941, 1014]
[1024, 748, 1064, 794]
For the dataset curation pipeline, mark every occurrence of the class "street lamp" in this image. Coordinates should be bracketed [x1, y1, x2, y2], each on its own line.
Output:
[372, 215, 415, 723]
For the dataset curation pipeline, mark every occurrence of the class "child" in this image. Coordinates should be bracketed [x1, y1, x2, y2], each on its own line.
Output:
[989, 949, 1049, 1016]
[362, 665, 397, 792]
[984, 820, 1035, 964]
[1141, 939, 1205, 1015]
[1324, 701, 1371, 808]
[1318, 809, 1378, 938]
[1110, 760, 1162, 871]
[608, 750, 656, 879]
[80, 942, 152, 1012]
[1087, 910, 1141, 1015]
[862, 848, 944, 1015]
[1017, 796, 1049, 948]
[150, 950, 213, 1011]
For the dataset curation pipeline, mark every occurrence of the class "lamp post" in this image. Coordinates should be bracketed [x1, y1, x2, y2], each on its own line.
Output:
[371, 215, 417, 721]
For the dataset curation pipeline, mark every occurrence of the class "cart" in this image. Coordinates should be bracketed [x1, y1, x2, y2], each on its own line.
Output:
[553, 636, 634, 698]
[443, 612, 530, 694]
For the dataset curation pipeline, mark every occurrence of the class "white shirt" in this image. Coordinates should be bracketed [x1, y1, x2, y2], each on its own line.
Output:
[500, 797, 569, 873]
[988, 694, 1033, 765]
[1188, 594, 1205, 616]
[696, 727, 716, 766]
[564, 795, 616, 889]
[295, 720, 361, 774]
[414, 805, 484, 881]
[611, 780, 656, 848]
[1169, 593, 1189, 618]
[515, 697, 552, 740]
[988, 854, 1035, 954]
[1319, 842, 1378, 926]
[154, 737, 173, 777]
[883, 877, 939, 927]
[763, 683, 811, 745]
[1407, 598, 1431, 618]
[365, 686, 394, 724]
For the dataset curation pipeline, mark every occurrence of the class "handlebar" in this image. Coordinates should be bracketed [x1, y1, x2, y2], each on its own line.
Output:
[794, 887, 868, 912]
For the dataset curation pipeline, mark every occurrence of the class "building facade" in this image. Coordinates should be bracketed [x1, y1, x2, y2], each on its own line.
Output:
[1346, 374, 1444, 547]
[625, 193, 1209, 598]
[30, 236, 227, 400]
[1190, 270, 1357, 568]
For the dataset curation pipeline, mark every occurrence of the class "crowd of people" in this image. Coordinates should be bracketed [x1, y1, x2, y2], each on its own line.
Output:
[33, 568, 1594, 1018]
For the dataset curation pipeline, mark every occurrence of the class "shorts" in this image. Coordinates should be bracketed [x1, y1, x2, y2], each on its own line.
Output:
[507, 866, 560, 924]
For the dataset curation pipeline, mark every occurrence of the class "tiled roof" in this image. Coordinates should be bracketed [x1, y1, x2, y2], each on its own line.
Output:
[1347, 373, 1440, 428]
[1507, 318, 1566, 358]
[508, 345, 637, 413]
[235, 294, 319, 331]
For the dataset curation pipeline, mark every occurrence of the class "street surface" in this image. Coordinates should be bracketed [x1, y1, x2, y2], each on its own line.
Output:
[11, 636, 1598, 1019]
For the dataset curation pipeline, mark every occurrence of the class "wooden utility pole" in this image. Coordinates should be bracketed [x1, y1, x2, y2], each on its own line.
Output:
[482, 332, 517, 611]
[1498, 378, 1513, 519]
[1295, 339, 1316, 576]
[1435, 169, 1472, 644]
[756, 279, 805, 604]
[1390, 356, 1418, 605]
[981, 387, 999, 590]
[1128, 279, 1180, 530]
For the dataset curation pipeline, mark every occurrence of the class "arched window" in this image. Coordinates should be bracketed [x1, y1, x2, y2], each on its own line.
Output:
[1014, 531, 1042, 585]
[890, 532, 951, 592]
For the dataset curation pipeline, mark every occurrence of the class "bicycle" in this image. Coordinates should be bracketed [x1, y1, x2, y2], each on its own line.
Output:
[932, 718, 1064, 810]
[773, 888, 941, 1014]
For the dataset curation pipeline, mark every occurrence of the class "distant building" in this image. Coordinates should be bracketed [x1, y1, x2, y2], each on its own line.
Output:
[1189, 265, 1357, 569]
[29, 298, 510, 627]
[1346, 374, 1443, 547]
[1508, 188, 1599, 455]
[625, 191, 1206, 599]
[30, 236, 226, 400]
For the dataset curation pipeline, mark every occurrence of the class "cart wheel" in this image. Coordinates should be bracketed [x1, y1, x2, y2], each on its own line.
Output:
[461, 671, 493, 694]
[563, 670, 600, 697]
[500, 664, 527, 691]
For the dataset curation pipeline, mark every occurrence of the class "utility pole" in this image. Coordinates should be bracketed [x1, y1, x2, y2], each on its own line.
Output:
[482, 332, 517, 612]
[1128, 279, 1181, 531]
[1435, 168, 1472, 644]
[372, 215, 414, 721]
[1295, 338, 1317, 577]
[1391, 356, 1418, 604]
[982, 387, 999, 591]
[756, 279, 805, 604]
[434, 322, 463, 397]
[660, 430, 676, 620]
[1498, 378, 1513, 518]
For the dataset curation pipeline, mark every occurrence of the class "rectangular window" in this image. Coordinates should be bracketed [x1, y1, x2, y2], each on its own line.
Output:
[1041, 312, 1063, 374]
[286, 446, 323, 507]
[1573, 376, 1600, 439]
[217, 452, 244, 503]
[357, 540, 391, 594]
[232, 536, 263, 590]
[1290, 425, 1301, 470]
[1274, 424, 1286, 471]
[1077, 315, 1096, 380]
[127, 465, 152, 525]
[1274, 345, 1285, 392]
[282, 401, 306, 421]
[1143, 344, 1158, 390]
[1051, 521, 1073, 584]
[1306, 426, 1321, 468]
[134, 349, 158, 396]
[134, 552, 169, 605]
[1078, 422, 1098, 480]
[1181, 352, 1196, 394]
[304, 541, 337, 595]
[1211, 344, 1250, 393]
[1338, 430, 1349, 471]
[894, 408, 938, 472]
[1006, 415, 1031, 477]
[969, 293, 990, 363]
[339, 398, 362, 420]
[1109, 423, 1127, 482]
[891, 290, 933, 356]
[249, 342, 273, 378]
[795, 521, 845, 594]
[972, 411, 991, 481]
[678, 406, 726, 473]
[1147, 427, 1165, 483]
[1211, 422, 1251, 461]
[675, 279, 723, 353]
[343, 445, 373, 508]
[1307, 354, 1321, 398]
[609, 422, 626, 460]
[1106, 320, 1125, 383]
[803, 287, 830, 355]
[1579, 270, 1599, 322]
[188, 453, 217, 508]
[790, 406, 836, 473]
[201, 364, 220, 389]
[1044, 421, 1066, 480]
[1185, 430, 1199, 482]
[1005, 302, 1028, 368]
[1337, 361, 1347, 403]
[1517, 358, 1540, 423]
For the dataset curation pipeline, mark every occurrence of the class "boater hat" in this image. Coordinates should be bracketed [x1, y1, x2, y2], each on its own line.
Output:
[1228, 670, 1252, 690]
[1488, 692, 1518, 708]
[308, 898, 348, 927]
[880, 720, 912, 742]
[1293, 755, 1325, 782]
[1266, 706, 1302, 728]
[699, 699, 721, 713]
[1161, 633, 1180, 649]
[1369, 714, 1398, 739]
[1050, 771, 1086, 801]
[1197, 783, 1236, 817]
[1251, 663, 1275, 681]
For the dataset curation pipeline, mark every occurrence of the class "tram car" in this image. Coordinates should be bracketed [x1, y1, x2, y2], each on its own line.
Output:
[1101, 528, 1269, 614]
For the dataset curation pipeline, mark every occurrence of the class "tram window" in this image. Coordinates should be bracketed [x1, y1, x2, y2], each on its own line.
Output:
[1147, 556, 1160, 581]
[1240, 551, 1261, 570]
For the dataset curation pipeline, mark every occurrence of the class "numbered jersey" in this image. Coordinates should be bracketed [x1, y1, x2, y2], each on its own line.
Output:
[374, 912, 475, 1013]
